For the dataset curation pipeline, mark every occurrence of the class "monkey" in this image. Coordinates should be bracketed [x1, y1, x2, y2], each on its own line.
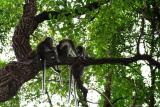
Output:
[76, 45, 88, 59]
[57, 39, 80, 105]
[37, 37, 55, 61]
[37, 37, 60, 93]
[73, 76, 79, 107]
[68, 46, 88, 104]
[75, 46, 88, 100]
[71, 59, 88, 102]
[56, 39, 77, 58]
[56, 39, 78, 104]
[56, 40, 88, 103]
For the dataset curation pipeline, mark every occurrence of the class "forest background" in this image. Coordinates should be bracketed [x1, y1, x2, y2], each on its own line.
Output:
[0, 0, 160, 107]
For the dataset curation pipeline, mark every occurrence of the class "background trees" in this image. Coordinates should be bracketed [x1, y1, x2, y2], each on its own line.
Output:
[0, 0, 160, 107]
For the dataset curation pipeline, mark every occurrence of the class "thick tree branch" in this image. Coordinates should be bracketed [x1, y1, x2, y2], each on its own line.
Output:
[34, 1, 100, 24]
[85, 55, 160, 68]
[43, 53, 160, 69]
[12, 0, 37, 61]
[0, 60, 38, 102]
[0, 0, 39, 102]
[2, 51, 159, 102]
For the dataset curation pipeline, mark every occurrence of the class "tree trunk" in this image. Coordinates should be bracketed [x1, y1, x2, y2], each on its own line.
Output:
[0, 0, 38, 102]
[149, 67, 156, 107]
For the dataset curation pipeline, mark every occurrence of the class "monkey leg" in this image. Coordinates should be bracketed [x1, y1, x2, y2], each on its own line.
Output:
[76, 78, 88, 101]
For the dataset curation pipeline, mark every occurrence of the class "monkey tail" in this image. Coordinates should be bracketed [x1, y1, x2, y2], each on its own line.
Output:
[73, 79, 79, 107]
[42, 59, 46, 94]
[67, 69, 72, 104]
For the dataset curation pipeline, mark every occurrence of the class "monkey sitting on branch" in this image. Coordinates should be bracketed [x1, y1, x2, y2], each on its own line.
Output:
[55, 39, 78, 103]
[56, 39, 88, 105]
[37, 38, 88, 104]
[36, 37, 60, 93]
[56, 39, 77, 59]
[71, 46, 88, 102]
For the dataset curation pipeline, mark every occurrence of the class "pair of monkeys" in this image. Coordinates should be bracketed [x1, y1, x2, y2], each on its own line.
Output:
[37, 37, 88, 102]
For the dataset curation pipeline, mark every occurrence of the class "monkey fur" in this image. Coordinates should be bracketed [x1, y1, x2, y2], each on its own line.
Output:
[37, 37, 60, 93]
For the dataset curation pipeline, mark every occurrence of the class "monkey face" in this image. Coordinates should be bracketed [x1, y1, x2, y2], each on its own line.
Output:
[44, 37, 53, 46]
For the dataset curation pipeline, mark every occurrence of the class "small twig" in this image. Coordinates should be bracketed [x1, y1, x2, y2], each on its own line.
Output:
[46, 89, 53, 107]
[137, 16, 145, 54]
[112, 96, 129, 104]
[88, 88, 114, 107]
[86, 100, 100, 104]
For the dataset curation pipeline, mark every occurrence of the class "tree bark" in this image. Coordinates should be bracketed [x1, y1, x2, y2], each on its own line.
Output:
[149, 67, 156, 107]
[0, 0, 38, 102]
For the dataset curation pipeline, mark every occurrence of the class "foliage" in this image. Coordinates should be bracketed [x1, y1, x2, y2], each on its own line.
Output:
[0, 0, 160, 106]
[0, 0, 23, 47]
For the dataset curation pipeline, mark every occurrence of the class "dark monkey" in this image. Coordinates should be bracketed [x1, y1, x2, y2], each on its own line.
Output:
[56, 39, 77, 103]
[56, 40, 88, 103]
[37, 37, 60, 93]
[71, 61, 88, 101]
[76, 45, 87, 58]
[56, 39, 77, 58]
[71, 46, 88, 101]
[66, 45, 88, 104]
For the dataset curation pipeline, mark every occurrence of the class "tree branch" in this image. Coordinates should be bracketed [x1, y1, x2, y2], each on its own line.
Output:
[136, 16, 144, 54]
[42, 53, 160, 70]
[0, 60, 38, 102]
[85, 55, 160, 68]
[34, 1, 101, 24]
[1, 52, 159, 102]
[112, 96, 129, 104]
[12, 0, 37, 61]
[46, 89, 53, 107]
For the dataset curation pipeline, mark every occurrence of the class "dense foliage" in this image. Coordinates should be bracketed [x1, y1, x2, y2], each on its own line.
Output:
[0, 0, 160, 107]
